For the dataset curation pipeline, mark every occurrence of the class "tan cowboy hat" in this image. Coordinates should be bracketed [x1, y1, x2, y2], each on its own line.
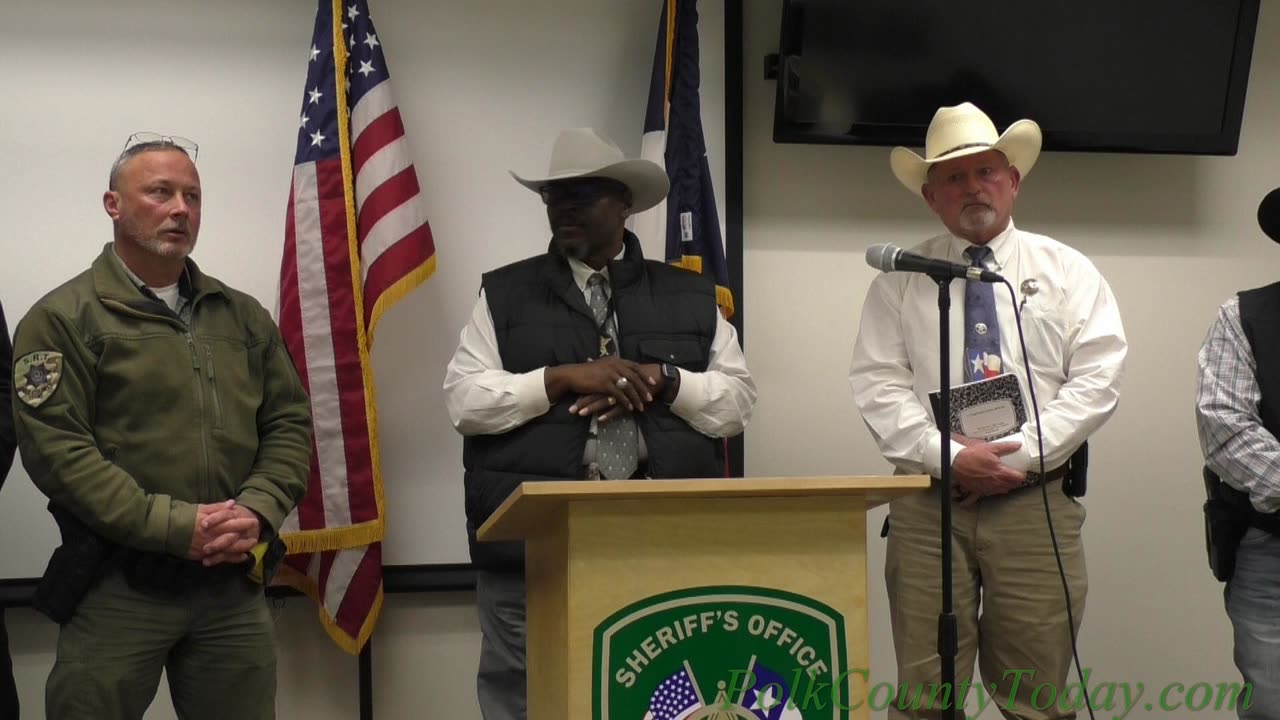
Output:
[890, 102, 1042, 197]
[510, 128, 669, 213]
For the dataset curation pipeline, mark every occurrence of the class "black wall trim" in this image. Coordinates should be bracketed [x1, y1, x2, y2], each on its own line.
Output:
[0, 563, 480, 610]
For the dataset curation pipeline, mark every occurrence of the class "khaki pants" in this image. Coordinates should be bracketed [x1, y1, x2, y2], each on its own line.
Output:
[885, 479, 1087, 720]
[46, 569, 276, 720]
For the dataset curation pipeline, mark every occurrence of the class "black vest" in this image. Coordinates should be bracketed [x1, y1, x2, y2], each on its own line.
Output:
[1242, 282, 1280, 443]
[463, 232, 723, 571]
[1216, 282, 1280, 531]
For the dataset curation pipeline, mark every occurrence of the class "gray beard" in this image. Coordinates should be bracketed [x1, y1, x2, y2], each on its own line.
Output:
[959, 207, 997, 235]
[138, 236, 194, 259]
[120, 219, 195, 260]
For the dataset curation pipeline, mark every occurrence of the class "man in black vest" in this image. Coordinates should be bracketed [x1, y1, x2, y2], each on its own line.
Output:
[443, 128, 756, 720]
[1196, 187, 1280, 720]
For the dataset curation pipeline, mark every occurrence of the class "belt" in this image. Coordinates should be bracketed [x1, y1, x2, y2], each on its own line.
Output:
[113, 548, 250, 597]
[1023, 463, 1069, 487]
[933, 463, 1067, 484]
[934, 463, 1068, 496]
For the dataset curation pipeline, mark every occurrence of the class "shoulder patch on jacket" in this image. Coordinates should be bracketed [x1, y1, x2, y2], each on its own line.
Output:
[14, 351, 64, 408]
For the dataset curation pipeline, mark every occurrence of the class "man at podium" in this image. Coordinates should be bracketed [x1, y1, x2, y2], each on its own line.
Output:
[444, 128, 756, 720]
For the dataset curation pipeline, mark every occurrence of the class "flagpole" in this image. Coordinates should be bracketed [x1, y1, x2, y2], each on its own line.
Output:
[725, 0, 746, 479]
[359, 640, 373, 720]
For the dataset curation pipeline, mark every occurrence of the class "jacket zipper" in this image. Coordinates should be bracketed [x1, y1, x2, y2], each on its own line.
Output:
[186, 331, 212, 502]
[205, 344, 222, 429]
[103, 298, 214, 503]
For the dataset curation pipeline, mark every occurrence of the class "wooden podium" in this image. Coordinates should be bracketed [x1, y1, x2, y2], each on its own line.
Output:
[477, 475, 928, 720]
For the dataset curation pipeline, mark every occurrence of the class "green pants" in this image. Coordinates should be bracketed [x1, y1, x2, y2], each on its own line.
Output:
[47, 569, 276, 720]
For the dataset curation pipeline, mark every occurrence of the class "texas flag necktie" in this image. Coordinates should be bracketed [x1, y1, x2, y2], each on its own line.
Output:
[963, 246, 1003, 382]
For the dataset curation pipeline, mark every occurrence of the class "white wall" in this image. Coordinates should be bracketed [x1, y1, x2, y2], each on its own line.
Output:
[3, 0, 1279, 719]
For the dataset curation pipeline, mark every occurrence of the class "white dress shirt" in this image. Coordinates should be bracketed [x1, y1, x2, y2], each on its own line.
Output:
[849, 221, 1127, 478]
[444, 255, 756, 456]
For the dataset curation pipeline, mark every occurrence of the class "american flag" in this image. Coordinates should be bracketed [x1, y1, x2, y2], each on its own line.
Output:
[275, 0, 436, 653]
[647, 665, 704, 720]
[633, 0, 733, 320]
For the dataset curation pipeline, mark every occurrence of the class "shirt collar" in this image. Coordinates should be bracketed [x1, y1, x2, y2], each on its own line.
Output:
[948, 218, 1017, 270]
[111, 245, 192, 298]
[566, 247, 626, 293]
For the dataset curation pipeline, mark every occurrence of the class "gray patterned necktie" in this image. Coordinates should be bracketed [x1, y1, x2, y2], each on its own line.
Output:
[586, 273, 639, 479]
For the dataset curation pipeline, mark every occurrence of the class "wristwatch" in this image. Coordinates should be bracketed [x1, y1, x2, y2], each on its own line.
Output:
[660, 363, 680, 403]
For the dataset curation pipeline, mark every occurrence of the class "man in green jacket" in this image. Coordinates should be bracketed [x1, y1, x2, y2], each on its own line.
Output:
[11, 135, 312, 720]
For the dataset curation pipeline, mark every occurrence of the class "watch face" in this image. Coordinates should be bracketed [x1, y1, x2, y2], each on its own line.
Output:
[660, 363, 679, 403]
[662, 363, 679, 382]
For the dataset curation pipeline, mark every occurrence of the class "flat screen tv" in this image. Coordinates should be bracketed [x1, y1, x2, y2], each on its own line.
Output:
[772, 0, 1261, 155]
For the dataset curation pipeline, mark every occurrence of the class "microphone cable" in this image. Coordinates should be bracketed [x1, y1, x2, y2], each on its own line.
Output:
[1002, 278, 1097, 720]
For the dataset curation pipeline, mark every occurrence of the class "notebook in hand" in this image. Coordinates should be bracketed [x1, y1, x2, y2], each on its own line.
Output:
[928, 373, 1027, 442]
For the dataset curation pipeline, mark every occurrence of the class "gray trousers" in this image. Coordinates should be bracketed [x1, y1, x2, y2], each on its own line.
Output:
[476, 570, 527, 720]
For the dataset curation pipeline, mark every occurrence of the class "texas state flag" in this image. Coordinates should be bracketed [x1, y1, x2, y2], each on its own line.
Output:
[968, 349, 1003, 381]
[742, 663, 804, 720]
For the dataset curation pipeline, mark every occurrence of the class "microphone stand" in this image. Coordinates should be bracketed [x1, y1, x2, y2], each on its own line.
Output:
[931, 273, 959, 720]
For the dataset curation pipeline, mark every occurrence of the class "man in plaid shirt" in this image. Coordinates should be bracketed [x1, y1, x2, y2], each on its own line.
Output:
[1195, 187, 1280, 720]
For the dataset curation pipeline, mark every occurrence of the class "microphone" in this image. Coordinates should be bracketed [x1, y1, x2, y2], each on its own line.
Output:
[1259, 188, 1280, 244]
[865, 243, 1004, 282]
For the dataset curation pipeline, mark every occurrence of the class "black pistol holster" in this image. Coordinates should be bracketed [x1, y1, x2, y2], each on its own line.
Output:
[1202, 466, 1280, 582]
[1062, 441, 1089, 497]
[33, 504, 115, 624]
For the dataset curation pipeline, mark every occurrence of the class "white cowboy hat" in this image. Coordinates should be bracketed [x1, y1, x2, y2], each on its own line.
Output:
[510, 128, 669, 213]
[890, 102, 1042, 197]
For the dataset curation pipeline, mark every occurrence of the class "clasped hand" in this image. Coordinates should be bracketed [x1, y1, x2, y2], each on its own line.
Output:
[950, 435, 1027, 508]
[561, 357, 663, 422]
[187, 500, 261, 566]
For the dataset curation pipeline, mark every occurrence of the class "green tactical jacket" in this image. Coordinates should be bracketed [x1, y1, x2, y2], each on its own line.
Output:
[11, 243, 312, 558]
